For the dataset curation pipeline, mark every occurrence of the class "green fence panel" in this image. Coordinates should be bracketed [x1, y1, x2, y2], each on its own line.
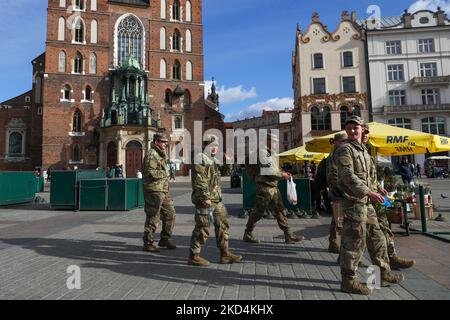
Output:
[242, 170, 256, 210]
[278, 179, 312, 214]
[0, 172, 36, 206]
[50, 170, 106, 210]
[107, 179, 138, 211]
[76, 170, 105, 181]
[242, 170, 312, 214]
[79, 179, 108, 211]
[137, 179, 144, 208]
[50, 171, 78, 210]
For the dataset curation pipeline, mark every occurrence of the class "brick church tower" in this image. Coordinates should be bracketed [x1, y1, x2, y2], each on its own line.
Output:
[39, 0, 219, 176]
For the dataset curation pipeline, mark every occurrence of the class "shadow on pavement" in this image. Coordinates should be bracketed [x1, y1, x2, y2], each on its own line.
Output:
[0, 234, 340, 292]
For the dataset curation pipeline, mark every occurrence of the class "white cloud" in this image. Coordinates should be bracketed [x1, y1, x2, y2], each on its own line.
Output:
[409, 0, 450, 14]
[204, 80, 257, 104]
[225, 97, 294, 121]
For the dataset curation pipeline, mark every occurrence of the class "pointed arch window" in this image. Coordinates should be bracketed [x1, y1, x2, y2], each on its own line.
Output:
[59, 51, 67, 73]
[91, 20, 98, 44]
[173, 60, 181, 80]
[58, 17, 65, 41]
[116, 15, 144, 67]
[160, 27, 166, 50]
[173, 29, 181, 51]
[186, 61, 193, 81]
[172, 0, 180, 21]
[186, 1, 192, 22]
[165, 89, 173, 107]
[85, 86, 93, 101]
[73, 18, 84, 43]
[186, 29, 192, 52]
[73, 109, 82, 133]
[160, 59, 167, 79]
[89, 53, 97, 74]
[64, 85, 72, 100]
[74, 52, 83, 74]
[161, 0, 166, 19]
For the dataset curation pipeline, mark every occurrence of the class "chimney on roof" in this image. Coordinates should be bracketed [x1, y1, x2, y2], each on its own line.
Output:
[351, 11, 358, 22]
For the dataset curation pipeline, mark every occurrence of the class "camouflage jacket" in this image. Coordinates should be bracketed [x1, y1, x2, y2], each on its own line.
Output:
[326, 151, 339, 194]
[366, 143, 380, 192]
[254, 148, 284, 188]
[335, 140, 372, 203]
[142, 143, 169, 193]
[191, 152, 222, 205]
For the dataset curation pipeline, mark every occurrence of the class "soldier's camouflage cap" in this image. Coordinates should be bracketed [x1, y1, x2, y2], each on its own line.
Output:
[333, 133, 347, 142]
[203, 134, 219, 146]
[362, 123, 370, 133]
[154, 133, 169, 142]
[345, 115, 365, 126]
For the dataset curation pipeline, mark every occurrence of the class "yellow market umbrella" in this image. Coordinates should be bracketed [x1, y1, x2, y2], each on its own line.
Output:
[305, 122, 450, 156]
[278, 146, 328, 164]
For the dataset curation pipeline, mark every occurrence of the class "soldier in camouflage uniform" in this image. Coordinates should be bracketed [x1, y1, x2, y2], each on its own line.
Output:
[188, 135, 242, 266]
[243, 133, 305, 244]
[142, 133, 177, 253]
[326, 133, 347, 253]
[336, 116, 403, 295]
[362, 124, 415, 270]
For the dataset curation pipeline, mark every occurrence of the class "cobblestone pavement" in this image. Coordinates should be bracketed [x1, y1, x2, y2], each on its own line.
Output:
[0, 179, 449, 300]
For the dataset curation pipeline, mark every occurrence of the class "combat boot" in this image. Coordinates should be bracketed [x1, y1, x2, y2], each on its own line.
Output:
[390, 255, 415, 269]
[243, 231, 259, 243]
[284, 231, 305, 244]
[381, 270, 404, 284]
[341, 278, 372, 295]
[187, 253, 210, 266]
[328, 241, 340, 254]
[219, 249, 242, 264]
[143, 243, 160, 253]
[158, 238, 177, 250]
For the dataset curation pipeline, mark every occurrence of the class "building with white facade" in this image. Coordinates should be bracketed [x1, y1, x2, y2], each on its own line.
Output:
[361, 8, 450, 165]
[292, 11, 370, 146]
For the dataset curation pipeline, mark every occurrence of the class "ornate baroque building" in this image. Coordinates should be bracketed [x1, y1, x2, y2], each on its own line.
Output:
[292, 11, 369, 146]
[359, 8, 450, 165]
[0, 0, 223, 177]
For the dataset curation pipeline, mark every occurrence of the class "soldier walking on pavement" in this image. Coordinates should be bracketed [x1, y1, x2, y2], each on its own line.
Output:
[142, 133, 177, 253]
[362, 124, 416, 270]
[188, 135, 242, 266]
[325, 133, 347, 253]
[336, 116, 403, 295]
[243, 133, 305, 244]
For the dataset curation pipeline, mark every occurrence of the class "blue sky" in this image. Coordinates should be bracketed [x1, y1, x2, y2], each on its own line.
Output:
[1, 0, 449, 121]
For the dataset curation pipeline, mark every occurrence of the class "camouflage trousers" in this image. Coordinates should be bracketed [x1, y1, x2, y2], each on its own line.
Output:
[143, 192, 176, 245]
[376, 210, 397, 258]
[339, 200, 390, 279]
[329, 200, 343, 246]
[245, 185, 290, 233]
[189, 201, 230, 255]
